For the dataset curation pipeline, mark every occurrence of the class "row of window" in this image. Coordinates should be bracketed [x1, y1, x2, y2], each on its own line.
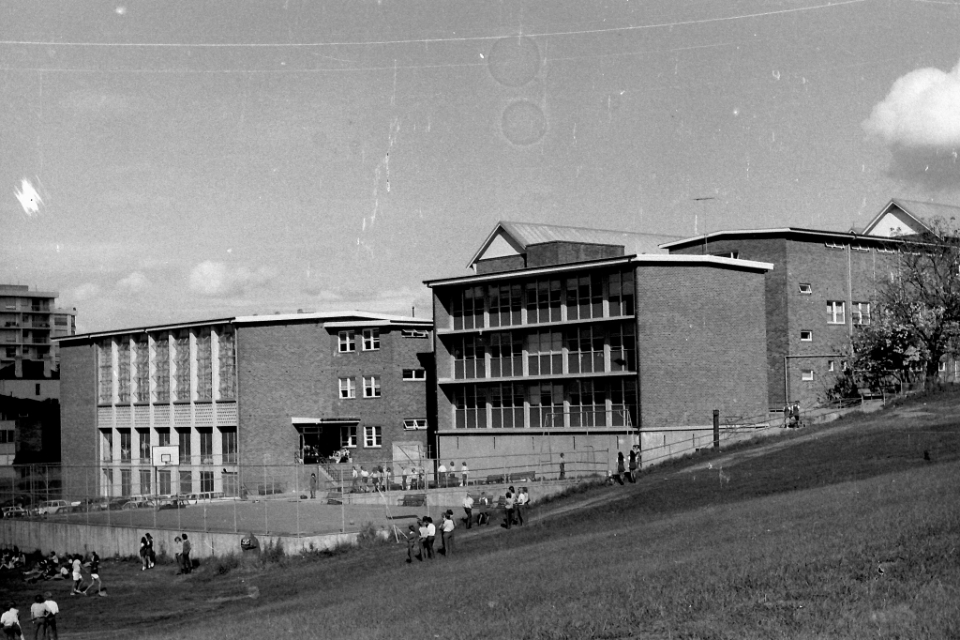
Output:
[450, 379, 637, 429]
[445, 271, 636, 331]
[448, 325, 636, 380]
[337, 420, 427, 448]
[97, 329, 236, 405]
[105, 468, 217, 496]
[799, 360, 948, 382]
[338, 328, 380, 353]
[825, 301, 871, 325]
[337, 369, 426, 399]
[100, 427, 238, 465]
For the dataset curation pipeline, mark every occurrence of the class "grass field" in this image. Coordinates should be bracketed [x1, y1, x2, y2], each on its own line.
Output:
[4, 389, 959, 639]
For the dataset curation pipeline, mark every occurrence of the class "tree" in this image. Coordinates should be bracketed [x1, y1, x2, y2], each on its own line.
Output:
[852, 218, 960, 389]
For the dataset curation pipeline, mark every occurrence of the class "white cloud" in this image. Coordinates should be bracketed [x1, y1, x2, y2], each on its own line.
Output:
[117, 271, 150, 294]
[188, 261, 277, 297]
[70, 282, 101, 302]
[864, 59, 960, 149]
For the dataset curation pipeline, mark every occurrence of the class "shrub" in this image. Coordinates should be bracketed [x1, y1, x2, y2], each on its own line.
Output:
[258, 538, 285, 568]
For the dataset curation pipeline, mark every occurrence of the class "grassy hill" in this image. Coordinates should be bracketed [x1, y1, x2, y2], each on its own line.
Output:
[7, 389, 960, 639]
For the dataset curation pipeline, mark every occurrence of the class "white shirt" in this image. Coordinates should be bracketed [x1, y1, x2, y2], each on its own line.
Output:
[463, 496, 474, 509]
[516, 492, 528, 506]
[442, 518, 455, 532]
[426, 522, 436, 537]
[1, 608, 19, 628]
[438, 464, 447, 473]
[43, 600, 58, 616]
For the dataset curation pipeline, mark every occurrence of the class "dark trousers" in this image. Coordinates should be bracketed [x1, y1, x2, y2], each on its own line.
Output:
[441, 530, 453, 556]
[45, 616, 57, 640]
[505, 507, 514, 528]
[33, 619, 46, 640]
[425, 536, 435, 559]
[180, 551, 191, 573]
[515, 503, 524, 525]
[464, 507, 473, 528]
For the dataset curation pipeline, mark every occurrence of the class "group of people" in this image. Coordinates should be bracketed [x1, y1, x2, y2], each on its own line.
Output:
[609, 446, 641, 485]
[435, 462, 469, 488]
[140, 532, 192, 575]
[405, 510, 458, 562]
[15, 550, 104, 598]
[2, 592, 58, 640]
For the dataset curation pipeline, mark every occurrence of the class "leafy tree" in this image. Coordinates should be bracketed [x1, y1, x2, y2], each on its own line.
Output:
[853, 218, 960, 389]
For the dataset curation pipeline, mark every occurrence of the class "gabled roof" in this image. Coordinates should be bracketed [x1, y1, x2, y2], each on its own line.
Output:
[468, 221, 681, 269]
[861, 199, 958, 237]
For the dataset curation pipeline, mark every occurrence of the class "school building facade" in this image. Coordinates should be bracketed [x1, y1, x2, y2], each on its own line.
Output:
[426, 221, 773, 473]
[58, 312, 433, 499]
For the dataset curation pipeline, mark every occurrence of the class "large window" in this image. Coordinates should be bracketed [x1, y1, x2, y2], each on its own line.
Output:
[488, 283, 522, 327]
[153, 335, 170, 403]
[200, 471, 214, 493]
[566, 326, 604, 374]
[525, 279, 563, 324]
[178, 429, 191, 465]
[98, 342, 112, 404]
[453, 335, 486, 379]
[608, 271, 635, 317]
[218, 328, 236, 399]
[132, 338, 148, 402]
[567, 380, 606, 427]
[609, 324, 636, 372]
[363, 426, 382, 447]
[453, 386, 484, 429]
[528, 382, 564, 428]
[827, 301, 845, 324]
[198, 428, 213, 464]
[340, 425, 357, 448]
[137, 429, 150, 462]
[852, 302, 871, 326]
[120, 469, 132, 497]
[99, 429, 112, 462]
[158, 470, 172, 495]
[196, 331, 212, 401]
[156, 428, 170, 447]
[338, 330, 356, 353]
[452, 285, 485, 330]
[174, 333, 190, 401]
[402, 369, 426, 381]
[490, 383, 524, 428]
[362, 375, 381, 398]
[139, 469, 151, 495]
[566, 274, 603, 321]
[488, 332, 523, 378]
[339, 377, 356, 398]
[179, 470, 192, 495]
[220, 427, 237, 465]
[118, 429, 131, 462]
[117, 340, 130, 403]
[526, 331, 563, 376]
[362, 328, 380, 351]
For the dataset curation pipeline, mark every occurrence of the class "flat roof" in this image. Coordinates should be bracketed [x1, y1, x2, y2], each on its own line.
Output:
[658, 226, 923, 250]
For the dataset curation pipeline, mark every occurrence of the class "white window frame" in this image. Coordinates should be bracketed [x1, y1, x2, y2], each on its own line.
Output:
[338, 377, 355, 399]
[827, 301, 845, 325]
[798, 283, 812, 295]
[403, 418, 427, 430]
[800, 330, 812, 342]
[363, 375, 381, 398]
[338, 330, 356, 353]
[938, 361, 947, 372]
[340, 426, 357, 448]
[852, 302, 871, 326]
[827, 360, 835, 372]
[801, 369, 814, 381]
[361, 328, 380, 351]
[363, 425, 382, 448]
[402, 368, 426, 381]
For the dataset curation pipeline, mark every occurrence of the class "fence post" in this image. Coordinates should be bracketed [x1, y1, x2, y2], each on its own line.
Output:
[713, 410, 720, 450]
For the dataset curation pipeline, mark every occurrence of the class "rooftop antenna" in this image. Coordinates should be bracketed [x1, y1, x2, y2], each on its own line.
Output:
[693, 197, 717, 255]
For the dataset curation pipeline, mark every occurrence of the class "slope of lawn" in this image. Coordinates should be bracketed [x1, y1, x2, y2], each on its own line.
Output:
[7, 389, 960, 639]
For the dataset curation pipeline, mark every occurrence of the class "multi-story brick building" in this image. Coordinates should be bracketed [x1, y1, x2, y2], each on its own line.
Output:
[0, 284, 76, 370]
[58, 311, 433, 499]
[426, 221, 772, 473]
[663, 199, 960, 411]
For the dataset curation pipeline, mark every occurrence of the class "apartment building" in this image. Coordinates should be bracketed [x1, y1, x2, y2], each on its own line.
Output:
[58, 311, 433, 499]
[426, 221, 772, 471]
[0, 285, 76, 370]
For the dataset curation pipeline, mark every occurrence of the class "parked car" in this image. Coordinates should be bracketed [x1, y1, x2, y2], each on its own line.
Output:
[1, 506, 26, 518]
[121, 498, 150, 510]
[95, 498, 127, 511]
[35, 500, 72, 516]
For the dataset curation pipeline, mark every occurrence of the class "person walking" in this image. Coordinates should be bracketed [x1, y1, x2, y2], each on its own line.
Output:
[440, 511, 455, 557]
[41, 594, 57, 640]
[82, 551, 104, 596]
[29, 595, 46, 640]
[309, 472, 318, 499]
[462, 493, 474, 529]
[139, 533, 154, 571]
[70, 555, 84, 595]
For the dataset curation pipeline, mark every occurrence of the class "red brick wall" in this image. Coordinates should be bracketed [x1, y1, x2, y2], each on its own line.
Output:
[58, 341, 98, 494]
[235, 322, 430, 469]
[634, 263, 769, 428]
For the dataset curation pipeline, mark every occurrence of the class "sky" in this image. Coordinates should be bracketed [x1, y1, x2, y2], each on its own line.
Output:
[2, 0, 960, 333]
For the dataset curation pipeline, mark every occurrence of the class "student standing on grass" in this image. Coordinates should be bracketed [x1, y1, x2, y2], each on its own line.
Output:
[460, 461, 469, 487]
[139, 534, 153, 571]
[440, 511, 455, 556]
[627, 449, 637, 483]
[405, 525, 420, 563]
[173, 537, 183, 574]
[180, 534, 192, 574]
[309, 473, 318, 499]
[616, 452, 626, 485]
[83, 551, 104, 596]
[559, 453, 566, 480]
[29, 596, 45, 640]
[437, 462, 447, 488]
[515, 487, 529, 525]
[40, 594, 56, 640]
[462, 493, 474, 529]
[1, 602, 22, 640]
[424, 517, 437, 559]
[504, 490, 515, 529]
